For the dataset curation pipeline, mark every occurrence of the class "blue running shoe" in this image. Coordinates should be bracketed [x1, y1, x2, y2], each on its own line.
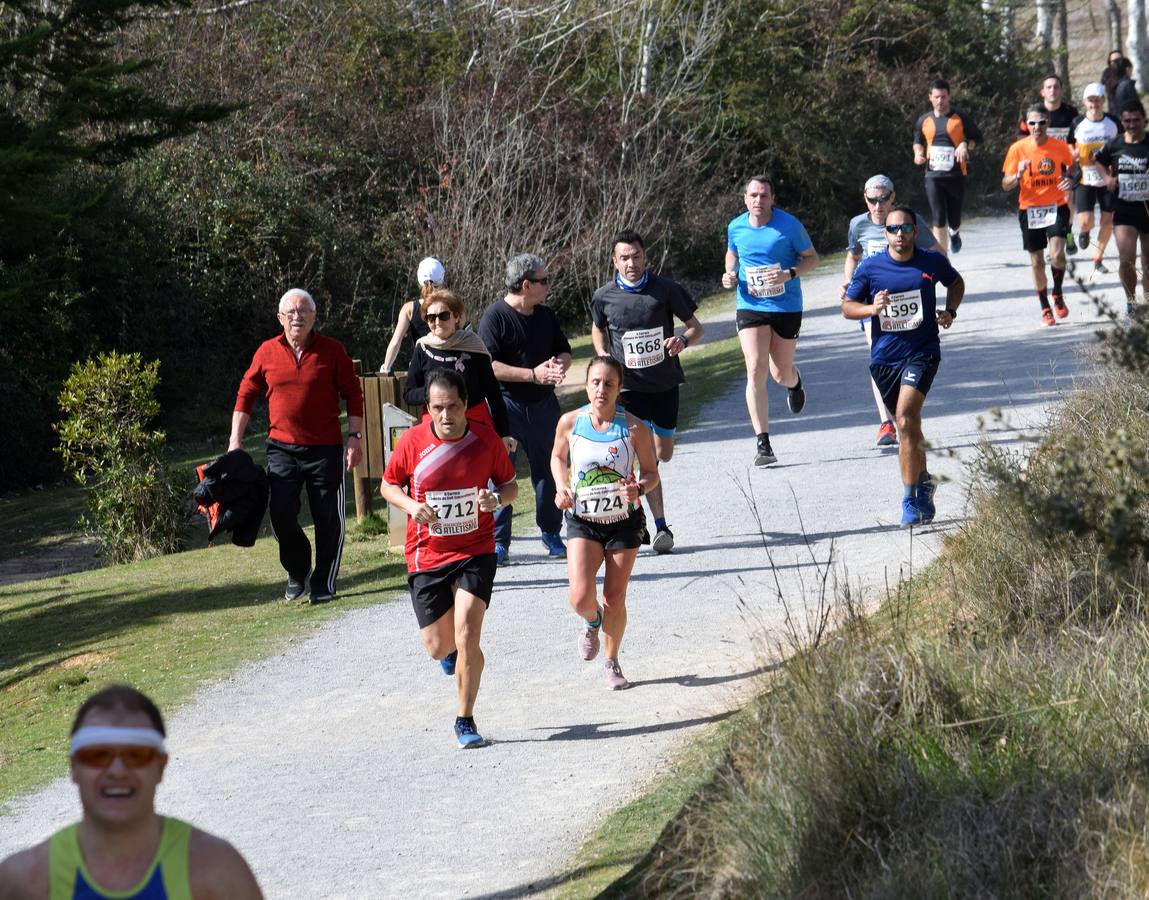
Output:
[440, 650, 458, 676]
[917, 472, 937, 524]
[495, 544, 509, 567]
[900, 495, 924, 528]
[454, 717, 486, 749]
[541, 531, 566, 558]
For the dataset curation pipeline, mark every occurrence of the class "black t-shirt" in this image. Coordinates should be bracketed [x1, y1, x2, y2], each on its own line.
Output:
[477, 299, 572, 403]
[1018, 103, 1079, 144]
[1095, 134, 1149, 205]
[590, 273, 697, 393]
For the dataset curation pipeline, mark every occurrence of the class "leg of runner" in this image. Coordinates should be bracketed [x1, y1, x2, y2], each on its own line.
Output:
[1095, 211, 1115, 269]
[1028, 249, 1054, 325]
[601, 547, 639, 690]
[1139, 231, 1149, 306]
[568, 538, 605, 660]
[419, 610, 457, 664]
[1115, 225, 1139, 311]
[895, 385, 928, 525]
[865, 325, 896, 444]
[766, 333, 800, 392]
[1077, 206, 1095, 246]
[1048, 235, 1069, 318]
[738, 324, 772, 434]
[452, 588, 486, 718]
[647, 434, 673, 552]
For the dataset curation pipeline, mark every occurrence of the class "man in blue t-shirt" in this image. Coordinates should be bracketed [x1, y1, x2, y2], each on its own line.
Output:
[843, 204, 965, 527]
[721, 175, 820, 467]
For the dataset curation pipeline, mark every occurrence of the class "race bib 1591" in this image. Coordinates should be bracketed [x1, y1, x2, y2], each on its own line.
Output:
[928, 145, 955, 172]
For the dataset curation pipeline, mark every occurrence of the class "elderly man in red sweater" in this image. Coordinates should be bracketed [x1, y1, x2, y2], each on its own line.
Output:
[230, 288, 364, 603]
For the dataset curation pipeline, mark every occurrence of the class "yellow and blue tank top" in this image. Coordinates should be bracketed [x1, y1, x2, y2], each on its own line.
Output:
[568, 405, 637, 518]
[49, 816, 193, 900]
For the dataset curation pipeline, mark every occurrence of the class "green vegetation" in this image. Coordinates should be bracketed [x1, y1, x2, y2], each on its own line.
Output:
[589, 312, 1149, 896]
[56, 352, 187, 563]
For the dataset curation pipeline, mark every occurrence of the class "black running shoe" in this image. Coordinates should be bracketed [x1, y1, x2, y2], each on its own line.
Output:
[1079, 231, 1090, 250]
[754, 436, 777, 467]
[284, 574, 307, 601]
[949, 231, 962, 253]
[787, 369, 806, 414]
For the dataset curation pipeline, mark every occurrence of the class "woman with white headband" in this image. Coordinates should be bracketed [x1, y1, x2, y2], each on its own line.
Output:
[0, 684, 263, 899]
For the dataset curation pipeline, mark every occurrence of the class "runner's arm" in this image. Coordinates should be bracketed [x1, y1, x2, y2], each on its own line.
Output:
[937, 275, 965, 329]
[479, 478, 518, 512]
[789, 246, 819, 280]
[667, 315, 703, 356]
[841, 252, 860, 300]
[628, 419, 661, 503]
[591, 323, 609, 356]
[721, 249, 739, 289]
[380, 479, 438, 524]
[228, 411, 251, 452]
[550, 413, 576, 509]
[0, 842, 48, 900]
[189, 830, 264, 900]
[380, 301, 415, 373]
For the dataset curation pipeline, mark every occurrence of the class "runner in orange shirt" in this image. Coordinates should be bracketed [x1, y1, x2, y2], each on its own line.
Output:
[1002, 104, 1076, 326]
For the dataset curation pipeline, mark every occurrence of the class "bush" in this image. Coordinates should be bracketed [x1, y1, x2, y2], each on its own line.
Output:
[55, 352, 187, 563]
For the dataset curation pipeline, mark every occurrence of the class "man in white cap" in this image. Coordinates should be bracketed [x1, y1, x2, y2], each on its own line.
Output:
[840, 175, 938, 447]
[0, 684, 263, 898]
[1071, 82, 1119, 277]
[380, 256, 447, 375]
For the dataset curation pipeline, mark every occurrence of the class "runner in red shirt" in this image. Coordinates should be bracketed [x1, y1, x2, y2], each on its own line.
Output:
[381, 368, 518, 749]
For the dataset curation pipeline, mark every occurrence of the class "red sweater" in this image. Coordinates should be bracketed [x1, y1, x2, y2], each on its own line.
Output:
[235, 333, 364, 446]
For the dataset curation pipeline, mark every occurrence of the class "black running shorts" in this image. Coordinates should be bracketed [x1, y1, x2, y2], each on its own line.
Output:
[408, 554, 497, 629]
[564, 509, 646, 550]
[735, 309, 802, 339]
[1113, 199, 1149, 233]
[1017, 204, 1071, 253]
[1074, 183, 1117, 214]
[619, 387, 679, 438]
[924, 177, 965, 230]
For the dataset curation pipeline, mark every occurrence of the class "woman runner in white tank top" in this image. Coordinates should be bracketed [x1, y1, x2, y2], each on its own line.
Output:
[550, 356, 660, 690]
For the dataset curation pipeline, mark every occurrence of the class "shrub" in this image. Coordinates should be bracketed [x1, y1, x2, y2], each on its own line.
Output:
[55, 352, 187, 563]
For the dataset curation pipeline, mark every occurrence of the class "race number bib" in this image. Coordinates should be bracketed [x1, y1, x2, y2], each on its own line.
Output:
[1119, 171, 1149, 201]
[745, 264, 785, 298]
[1026, 204, 1058, 229]
[621, 327, 665, 369]
[1048, 127, 1070, 142]
[574, 482, 629, 524]
[928, 145, 955, 172]
[880, 290, 924, 332]
[1080, 143, 1105, 186]
[864, 239, 886, 258]
[425, 487, 478, 536]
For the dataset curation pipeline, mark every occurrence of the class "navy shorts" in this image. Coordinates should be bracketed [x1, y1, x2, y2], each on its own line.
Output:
[735, 309, 802, 339]
[1017, 204, 1070, 252]
[620, 388, 679, 438]
[869, 353, 940, 415]
[564, 509, 646, 550]
[408, 554, 497, 629]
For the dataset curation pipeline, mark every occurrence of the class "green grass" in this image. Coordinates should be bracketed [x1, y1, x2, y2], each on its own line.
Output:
[0, 533, 406, 808]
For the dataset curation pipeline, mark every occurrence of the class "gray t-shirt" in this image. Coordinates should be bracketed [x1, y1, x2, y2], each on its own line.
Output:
[846, 212, 938, 259]
[590, 273, 698, 394]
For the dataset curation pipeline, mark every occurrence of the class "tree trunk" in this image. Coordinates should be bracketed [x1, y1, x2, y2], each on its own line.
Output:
[1055, 0, 1070, 90]
[1130, 0, 1148, 91]
[1107, 0, 1124, 53]
[1035, 0, 1055, 68]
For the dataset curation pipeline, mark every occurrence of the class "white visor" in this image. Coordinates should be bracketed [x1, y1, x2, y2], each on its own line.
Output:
[70, 726, 167, 755]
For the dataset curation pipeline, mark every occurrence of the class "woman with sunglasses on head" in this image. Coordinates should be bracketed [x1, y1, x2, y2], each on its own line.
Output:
[0, 684, 263, 899]
[551, 355, 660, 691]
[404, 288, 514, 453]
[379, 257, 445, 376]
[840, 175, 939, 448]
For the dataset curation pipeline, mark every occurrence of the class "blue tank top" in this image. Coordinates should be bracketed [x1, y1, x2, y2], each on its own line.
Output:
[567, 405, 637, 522]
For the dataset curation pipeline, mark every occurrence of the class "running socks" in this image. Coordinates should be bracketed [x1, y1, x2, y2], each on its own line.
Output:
[903, 483, 915, 499]
[654, 517, 667, 532]
[1051, 266, 1065, 293]
[1037, 288, 1050, 310]
[585, 607, 602, 629]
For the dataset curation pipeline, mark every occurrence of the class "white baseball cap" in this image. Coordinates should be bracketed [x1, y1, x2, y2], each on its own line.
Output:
[1083, 82, 1106, 100]
[416, 257, 445, 285]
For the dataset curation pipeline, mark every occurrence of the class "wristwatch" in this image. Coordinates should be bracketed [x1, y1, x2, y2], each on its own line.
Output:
[788, 267, 797, 280]
[348, 431, 362, 439]
[944, 308, 958, 319]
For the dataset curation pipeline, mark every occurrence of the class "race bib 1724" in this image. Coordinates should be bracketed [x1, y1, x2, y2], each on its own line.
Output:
[574, 482, 629, 524]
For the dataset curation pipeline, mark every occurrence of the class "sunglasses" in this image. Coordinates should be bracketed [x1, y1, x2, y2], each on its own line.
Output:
[526, 276, 551, 285]
[865, 193, 892, 205]
[425, 311, 454, 323]
[885, 223, 915, 235]
[1027, 119, 1048, 127]
[74, 745, 161, 769]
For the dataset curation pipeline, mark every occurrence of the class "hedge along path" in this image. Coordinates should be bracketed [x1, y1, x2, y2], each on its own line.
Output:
[0, 216, 1114, 898]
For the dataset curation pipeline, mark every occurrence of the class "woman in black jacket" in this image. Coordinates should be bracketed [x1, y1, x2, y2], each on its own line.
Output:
[404, 289, 514, 451]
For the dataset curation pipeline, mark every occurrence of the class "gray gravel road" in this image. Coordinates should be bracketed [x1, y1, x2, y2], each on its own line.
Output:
[0, 215, 1117, 897]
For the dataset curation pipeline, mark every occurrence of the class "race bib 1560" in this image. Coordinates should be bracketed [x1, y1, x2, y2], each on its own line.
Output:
[1119, 171, 1149, 201]
[425, 487, 478, 536]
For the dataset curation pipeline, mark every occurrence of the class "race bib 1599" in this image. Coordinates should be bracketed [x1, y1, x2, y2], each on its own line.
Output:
[880, 290, 924, 333]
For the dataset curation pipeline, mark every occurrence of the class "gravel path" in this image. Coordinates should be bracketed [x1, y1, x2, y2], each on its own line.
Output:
[0, 216, 1116, 897]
